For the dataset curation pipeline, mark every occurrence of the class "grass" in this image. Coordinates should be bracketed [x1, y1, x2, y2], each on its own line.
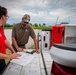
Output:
[29, 45, 35, 49]
[4, 26, 52, 30]
[4, 27, 13, 29]
[32, 26, 52, 30]
[5, 49, 11, 64]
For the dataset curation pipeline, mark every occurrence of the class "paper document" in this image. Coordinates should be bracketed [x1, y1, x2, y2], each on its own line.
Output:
[10, 52, 35, 66]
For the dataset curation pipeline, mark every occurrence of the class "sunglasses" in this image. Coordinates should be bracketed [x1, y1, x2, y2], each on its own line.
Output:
[24, 22, 28, 24]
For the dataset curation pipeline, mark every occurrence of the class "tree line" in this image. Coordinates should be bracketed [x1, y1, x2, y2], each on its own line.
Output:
[4, 23, 52, 30]
[4, 23, 48, 27]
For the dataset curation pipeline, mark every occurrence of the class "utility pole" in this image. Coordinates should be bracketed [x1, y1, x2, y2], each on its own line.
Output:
[55, 17, 59, 24]
[68, 17, 70, 24]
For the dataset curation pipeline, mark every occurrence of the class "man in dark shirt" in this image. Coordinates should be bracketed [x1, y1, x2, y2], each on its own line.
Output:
[12, 14, 40, 54]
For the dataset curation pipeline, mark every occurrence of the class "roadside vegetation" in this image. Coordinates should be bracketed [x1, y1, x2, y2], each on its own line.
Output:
[4, 23, 52, 30]
[4, 21, 69, 30]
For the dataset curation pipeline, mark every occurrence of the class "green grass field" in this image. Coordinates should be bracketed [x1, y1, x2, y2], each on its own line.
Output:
[4, 26, 52, 30]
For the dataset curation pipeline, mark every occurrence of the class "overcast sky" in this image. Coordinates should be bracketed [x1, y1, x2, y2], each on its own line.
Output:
[0, 0, 76, 25]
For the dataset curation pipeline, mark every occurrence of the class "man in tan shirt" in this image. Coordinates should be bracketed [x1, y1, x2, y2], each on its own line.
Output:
[12, 14, 40, 54]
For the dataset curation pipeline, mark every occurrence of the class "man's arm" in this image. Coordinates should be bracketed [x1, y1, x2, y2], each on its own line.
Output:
[12, 38, 23, 52]
[33, 38, 40, 54]
[5, 39, 16, 53]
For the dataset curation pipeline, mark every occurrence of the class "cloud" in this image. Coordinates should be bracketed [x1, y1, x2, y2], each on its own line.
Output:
[0, 0, 76, 25]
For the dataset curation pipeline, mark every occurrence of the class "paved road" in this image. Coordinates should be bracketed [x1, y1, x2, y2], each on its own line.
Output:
[4, 29, 39, 48]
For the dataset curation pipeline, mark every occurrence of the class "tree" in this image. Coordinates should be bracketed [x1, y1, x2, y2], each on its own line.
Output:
[43, 23, 46, 26]
[34, 23, 38, 27]
[4, 23, 11, 27]
[39, 24, 41, 26]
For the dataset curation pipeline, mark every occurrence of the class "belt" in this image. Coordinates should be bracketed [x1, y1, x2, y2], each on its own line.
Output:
[18, 45, 25, 49]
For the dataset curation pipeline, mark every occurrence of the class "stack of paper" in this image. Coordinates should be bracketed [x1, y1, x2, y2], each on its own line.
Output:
[10, 52, 35, 66]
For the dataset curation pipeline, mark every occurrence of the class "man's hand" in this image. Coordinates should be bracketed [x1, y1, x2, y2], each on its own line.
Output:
[36, 49, 40, 54]
[17, 47, 23, 52]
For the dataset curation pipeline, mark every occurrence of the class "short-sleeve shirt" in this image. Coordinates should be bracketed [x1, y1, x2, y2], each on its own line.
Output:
[12, 23, 36, 46]
[0, 26, 6, 54]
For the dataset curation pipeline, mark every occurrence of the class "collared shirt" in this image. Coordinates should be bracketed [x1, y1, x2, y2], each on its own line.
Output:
[12, 23, 36, 46]
[0, 26, 6, 54]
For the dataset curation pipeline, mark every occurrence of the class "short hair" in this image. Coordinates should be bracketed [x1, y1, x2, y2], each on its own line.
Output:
[0, 6, 7, 19]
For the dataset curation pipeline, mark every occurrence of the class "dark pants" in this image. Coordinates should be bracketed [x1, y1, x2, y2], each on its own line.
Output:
[12, 44, 26, 52]
[0, 59, 6, 74]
